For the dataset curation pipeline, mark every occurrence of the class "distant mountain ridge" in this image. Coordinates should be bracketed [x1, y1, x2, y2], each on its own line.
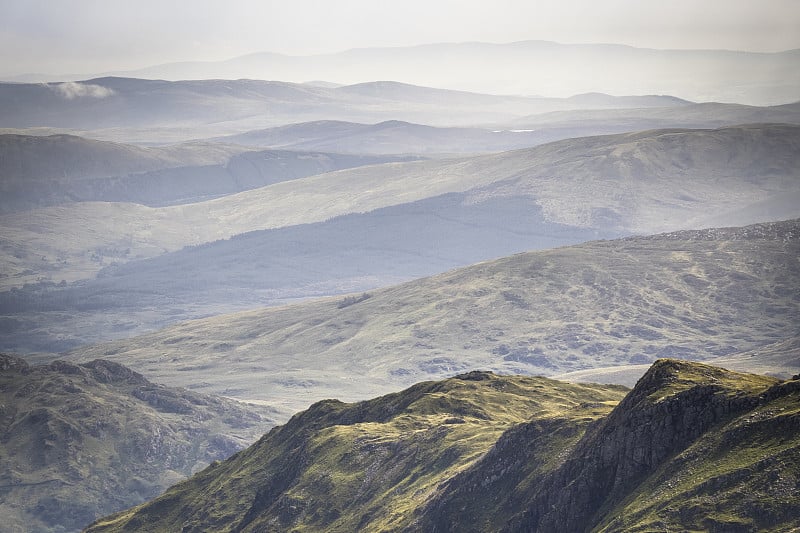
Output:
[9, 40, 796, 105]
[211, 119, 553, 155]
[0, 77, 696, 140]
[204, 102, 800, 157]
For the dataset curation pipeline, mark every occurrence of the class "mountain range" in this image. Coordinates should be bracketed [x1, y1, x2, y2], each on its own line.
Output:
[85, 359, 800, 532]
[0, 77, 693, 144]
[1, 39, 799, 532]
[10, 41, 799, 106]
[2, 125, 798, 357]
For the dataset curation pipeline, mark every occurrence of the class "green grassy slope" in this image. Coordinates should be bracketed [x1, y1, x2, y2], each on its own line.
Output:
[85, 360, 800, 532]
[72, 219, 800, 420]
[0, 354, 274, 533]
[84, 372, 627, 533]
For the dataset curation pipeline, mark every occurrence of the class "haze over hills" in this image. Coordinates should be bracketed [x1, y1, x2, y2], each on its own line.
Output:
[2, 125, 799, 357]
[0, 195, 618, 353]
[61, 219, 800, 420]
[0, 353, 274, 533]
[0, 77, 694, 143]
[0, 133, 418, 213]
[1, 124, 797, 294]
[211, 101, 800, 155]
[85, 360, 800, 533]
[2, 14, 799, 533]
[12, 41, 799, 106]
[506, 101, 800, 141]
[211, 119, 552, 155]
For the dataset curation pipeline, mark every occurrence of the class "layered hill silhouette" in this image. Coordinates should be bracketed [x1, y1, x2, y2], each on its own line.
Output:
[0, 354, 274, 533]
[1, 124, 797, 294]
[85, 359, 800, 532]
[212, 119, 551, 155]
[208, 99, 800, 155]
[0, 77, 690, 142]
[507, 101, 800, 141]
[64, 219, 800, 420]
[0, 133, 416, 213]
[28, 41, 799, 106]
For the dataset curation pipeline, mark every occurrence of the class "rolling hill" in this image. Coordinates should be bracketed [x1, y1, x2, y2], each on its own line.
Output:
[64, 219, 800, 420]
[0, 194, 620, 354]
[2, 125, 798, 356]
[212, 119, 552, 155]
[213, 101, 800, 156]
[2, 124, 798, 293]
[505, 101, 800, 141]
[0, 133, 417, 212]
[85, 360, 800, 532]
[0, 77, 690, 143]
[0, 354, 274, 533]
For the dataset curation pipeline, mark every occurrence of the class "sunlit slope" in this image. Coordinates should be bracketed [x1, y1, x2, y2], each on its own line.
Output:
[86, 360, 800, 532]
[72, 219, 800, 419]
[84, 372, 627, 533]
[2, 124, 799, 290]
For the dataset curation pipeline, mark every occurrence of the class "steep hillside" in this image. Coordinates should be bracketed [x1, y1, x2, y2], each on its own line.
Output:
[415, 360, 799, 532]
[0, 354, 274, 533]
[84, 372, 627, 532]
[0, 133, 416, 212]
[67, 219, 800, 419]
[85, 361, 800, 532]
[1, 124, 797, 290]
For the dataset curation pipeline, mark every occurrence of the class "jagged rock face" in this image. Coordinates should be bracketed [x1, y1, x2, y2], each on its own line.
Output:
[412, 360, 798, 533]
[514, 361, 765, 532]
[0, 354, 273, 533]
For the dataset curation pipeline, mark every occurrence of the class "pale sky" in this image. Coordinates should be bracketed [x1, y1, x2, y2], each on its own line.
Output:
[1, 0, 800, 76]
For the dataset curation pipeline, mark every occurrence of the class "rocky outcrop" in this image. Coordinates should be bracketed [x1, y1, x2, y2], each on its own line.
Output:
[509, 360, 765, 532]
[413, 359, 792, 533]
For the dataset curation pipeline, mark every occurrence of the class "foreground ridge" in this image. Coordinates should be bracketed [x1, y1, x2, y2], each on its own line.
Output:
[86, 359, 800, 532]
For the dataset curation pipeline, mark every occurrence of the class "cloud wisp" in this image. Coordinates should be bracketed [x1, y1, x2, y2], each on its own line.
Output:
[48, 81, 115, 100]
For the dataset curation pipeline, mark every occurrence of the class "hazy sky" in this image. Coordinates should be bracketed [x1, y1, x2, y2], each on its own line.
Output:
[1, 0, 799, 76]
